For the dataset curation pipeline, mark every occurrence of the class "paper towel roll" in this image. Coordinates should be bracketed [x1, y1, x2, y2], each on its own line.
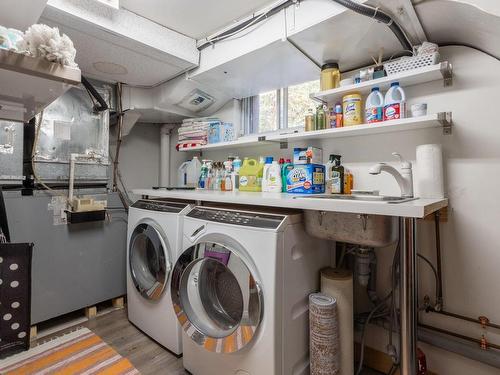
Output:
[416, 144, 445, 199]
[321, 268, 353, 375]
[309, 293, 340, 375]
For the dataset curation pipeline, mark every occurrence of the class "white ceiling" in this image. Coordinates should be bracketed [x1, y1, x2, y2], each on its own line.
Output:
[119, 0, 276, 39]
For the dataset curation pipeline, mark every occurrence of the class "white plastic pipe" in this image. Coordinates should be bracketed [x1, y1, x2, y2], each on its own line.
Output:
[160, 124, 175, 187]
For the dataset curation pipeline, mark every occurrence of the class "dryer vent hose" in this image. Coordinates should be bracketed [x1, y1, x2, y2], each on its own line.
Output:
[331, 0, 414, 53]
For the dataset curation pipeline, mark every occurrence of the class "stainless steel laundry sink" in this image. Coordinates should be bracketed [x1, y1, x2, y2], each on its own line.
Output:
[303, 210, 398, 247]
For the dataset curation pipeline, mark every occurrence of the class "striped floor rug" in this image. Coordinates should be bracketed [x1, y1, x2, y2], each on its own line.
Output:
[0, 327, 140, 375]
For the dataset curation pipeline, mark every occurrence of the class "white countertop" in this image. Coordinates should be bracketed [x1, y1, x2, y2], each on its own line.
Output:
[132, 189, 448, 218]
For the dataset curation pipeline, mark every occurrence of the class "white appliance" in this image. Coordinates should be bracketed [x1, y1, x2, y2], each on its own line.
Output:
[127, 199, 193, 355]
[171, 206, 331, 374]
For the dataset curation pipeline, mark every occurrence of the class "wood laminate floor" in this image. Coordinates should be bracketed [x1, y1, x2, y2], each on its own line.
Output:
[34, 307, 383, 375]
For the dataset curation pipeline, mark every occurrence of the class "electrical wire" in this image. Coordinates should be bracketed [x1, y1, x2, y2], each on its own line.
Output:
[418, 253, 440, 304]
[357, 293, 393, 375]
[31, 112, 72, 204]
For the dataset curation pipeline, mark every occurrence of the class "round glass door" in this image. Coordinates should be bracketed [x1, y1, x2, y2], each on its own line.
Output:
[171, 242, 263, 353]
[129, 222, 169, 301]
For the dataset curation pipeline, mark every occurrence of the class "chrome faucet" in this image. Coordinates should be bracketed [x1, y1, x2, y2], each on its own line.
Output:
[369, 152, 414, 198]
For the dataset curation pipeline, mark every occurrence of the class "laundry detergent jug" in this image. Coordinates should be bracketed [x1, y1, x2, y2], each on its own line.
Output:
[239, 158, 263, 192]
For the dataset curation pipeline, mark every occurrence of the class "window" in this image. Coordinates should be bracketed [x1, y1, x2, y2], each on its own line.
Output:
[287, 80, 320, 128]
[244, 80, 320, 134]
[255, 90, 279, 133]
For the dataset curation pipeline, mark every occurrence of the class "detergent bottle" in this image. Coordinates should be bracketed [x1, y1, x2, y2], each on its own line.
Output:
[185, 156, 202, 187]
[282, 159, 293, 192]
[365, 87, 384, 123]
[384, 82, 406, 121]
[261, 157, 274, 192]
[239, 158, 263, 192]
[263, 160, 282, 193]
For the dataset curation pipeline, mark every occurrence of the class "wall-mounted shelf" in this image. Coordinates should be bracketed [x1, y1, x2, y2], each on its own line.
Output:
[311, 62, 453, 104]
[0, 49, 81, 122]
[179, 112, 452, 152]
[178, 135, 270, 152]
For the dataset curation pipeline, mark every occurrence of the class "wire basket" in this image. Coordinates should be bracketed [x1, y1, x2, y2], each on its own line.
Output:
[384, 52, 440, 76]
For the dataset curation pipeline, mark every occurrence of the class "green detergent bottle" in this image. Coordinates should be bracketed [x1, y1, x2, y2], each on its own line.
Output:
[282, 159, 293, 192]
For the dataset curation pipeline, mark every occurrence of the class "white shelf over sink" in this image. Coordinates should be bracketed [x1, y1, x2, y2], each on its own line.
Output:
[311, 62, 453, 104]
[180, 113, 452, 152]
[270, 113, 453, 143]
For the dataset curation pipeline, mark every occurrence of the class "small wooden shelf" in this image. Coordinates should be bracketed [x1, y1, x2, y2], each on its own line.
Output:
[311, 62, 453, 104]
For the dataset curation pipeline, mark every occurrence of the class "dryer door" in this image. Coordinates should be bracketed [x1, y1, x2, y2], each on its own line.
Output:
[171, 241, 263, 353]
[129, 221, 170, 301]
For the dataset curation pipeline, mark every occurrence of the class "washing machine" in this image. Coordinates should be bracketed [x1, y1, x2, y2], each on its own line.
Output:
[171, 205, 331, 375]
[127, 199, 193, 355]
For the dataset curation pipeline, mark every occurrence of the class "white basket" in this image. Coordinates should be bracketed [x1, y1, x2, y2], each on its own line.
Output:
[384, 52, 440, 76]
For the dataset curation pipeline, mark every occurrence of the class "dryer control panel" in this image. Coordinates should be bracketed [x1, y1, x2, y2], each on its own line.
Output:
[132, 200, 188, 213]
[187, 207, 286, 229]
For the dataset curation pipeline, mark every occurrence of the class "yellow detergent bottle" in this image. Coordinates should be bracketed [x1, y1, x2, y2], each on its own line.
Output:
[239, 158, 264, 192]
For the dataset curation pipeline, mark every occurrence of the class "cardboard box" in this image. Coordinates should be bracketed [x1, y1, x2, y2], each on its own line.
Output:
[293, 147, 323, 165]
[285, 164, 325, 194]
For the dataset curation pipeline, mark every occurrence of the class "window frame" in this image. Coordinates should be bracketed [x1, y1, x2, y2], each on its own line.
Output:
[245, 80, 320, 135]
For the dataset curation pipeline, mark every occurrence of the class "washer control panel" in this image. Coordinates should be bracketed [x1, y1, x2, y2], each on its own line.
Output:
[187, 207, 286, 229]
[132, 200, 188, 213]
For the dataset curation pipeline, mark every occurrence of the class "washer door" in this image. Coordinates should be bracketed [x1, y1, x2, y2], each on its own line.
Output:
[129, 222, 170, 301]
[171, 242, 263, 353]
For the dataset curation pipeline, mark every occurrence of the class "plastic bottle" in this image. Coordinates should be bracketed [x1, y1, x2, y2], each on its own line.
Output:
[239, 158, 263, 192]
[316, 105, 327, 130]
[178, 161, 190, 187]
[335, 103, 343, 128]
[223, 160, 233, 191]
[282, 159, 293, 192]
[305, 109, 316, 132]
[325, 154, 336, 192]
[233, 156, 242, 191]
[384, 82, 406, 121]
[331, 155, 345, 194]
[199, 160, 209, 189]
[365, 87, 384, 124]
[263, 160, 282, 193]
[261, 157, 274, 192]
[343, 93, 363, 126]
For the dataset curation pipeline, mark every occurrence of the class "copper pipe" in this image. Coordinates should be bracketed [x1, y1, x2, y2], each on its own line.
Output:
[430, 309, 500, 331]
[419, 323, 500, 351]
[434, 212, 443, 306]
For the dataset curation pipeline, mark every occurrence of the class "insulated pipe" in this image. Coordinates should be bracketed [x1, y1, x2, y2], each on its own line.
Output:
[400, 217, 418, 375]
[331, 0, 414, 52]
[160, 125, 174, 187]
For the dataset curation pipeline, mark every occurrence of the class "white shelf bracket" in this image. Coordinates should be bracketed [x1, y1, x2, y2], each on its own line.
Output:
[441, 61, 453, 87]
[438, 112, 453, 135]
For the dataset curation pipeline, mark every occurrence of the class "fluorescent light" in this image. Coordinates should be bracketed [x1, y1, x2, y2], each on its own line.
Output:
[95, 0, 119, 9]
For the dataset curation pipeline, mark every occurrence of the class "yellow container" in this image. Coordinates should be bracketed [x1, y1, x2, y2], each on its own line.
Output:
[342, 93, 363, 126]
[238, 158, 264, 192]
[320, 62, 341, 91]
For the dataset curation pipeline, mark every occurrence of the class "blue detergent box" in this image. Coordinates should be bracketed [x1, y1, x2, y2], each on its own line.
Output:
[285, 164, 325, 194]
